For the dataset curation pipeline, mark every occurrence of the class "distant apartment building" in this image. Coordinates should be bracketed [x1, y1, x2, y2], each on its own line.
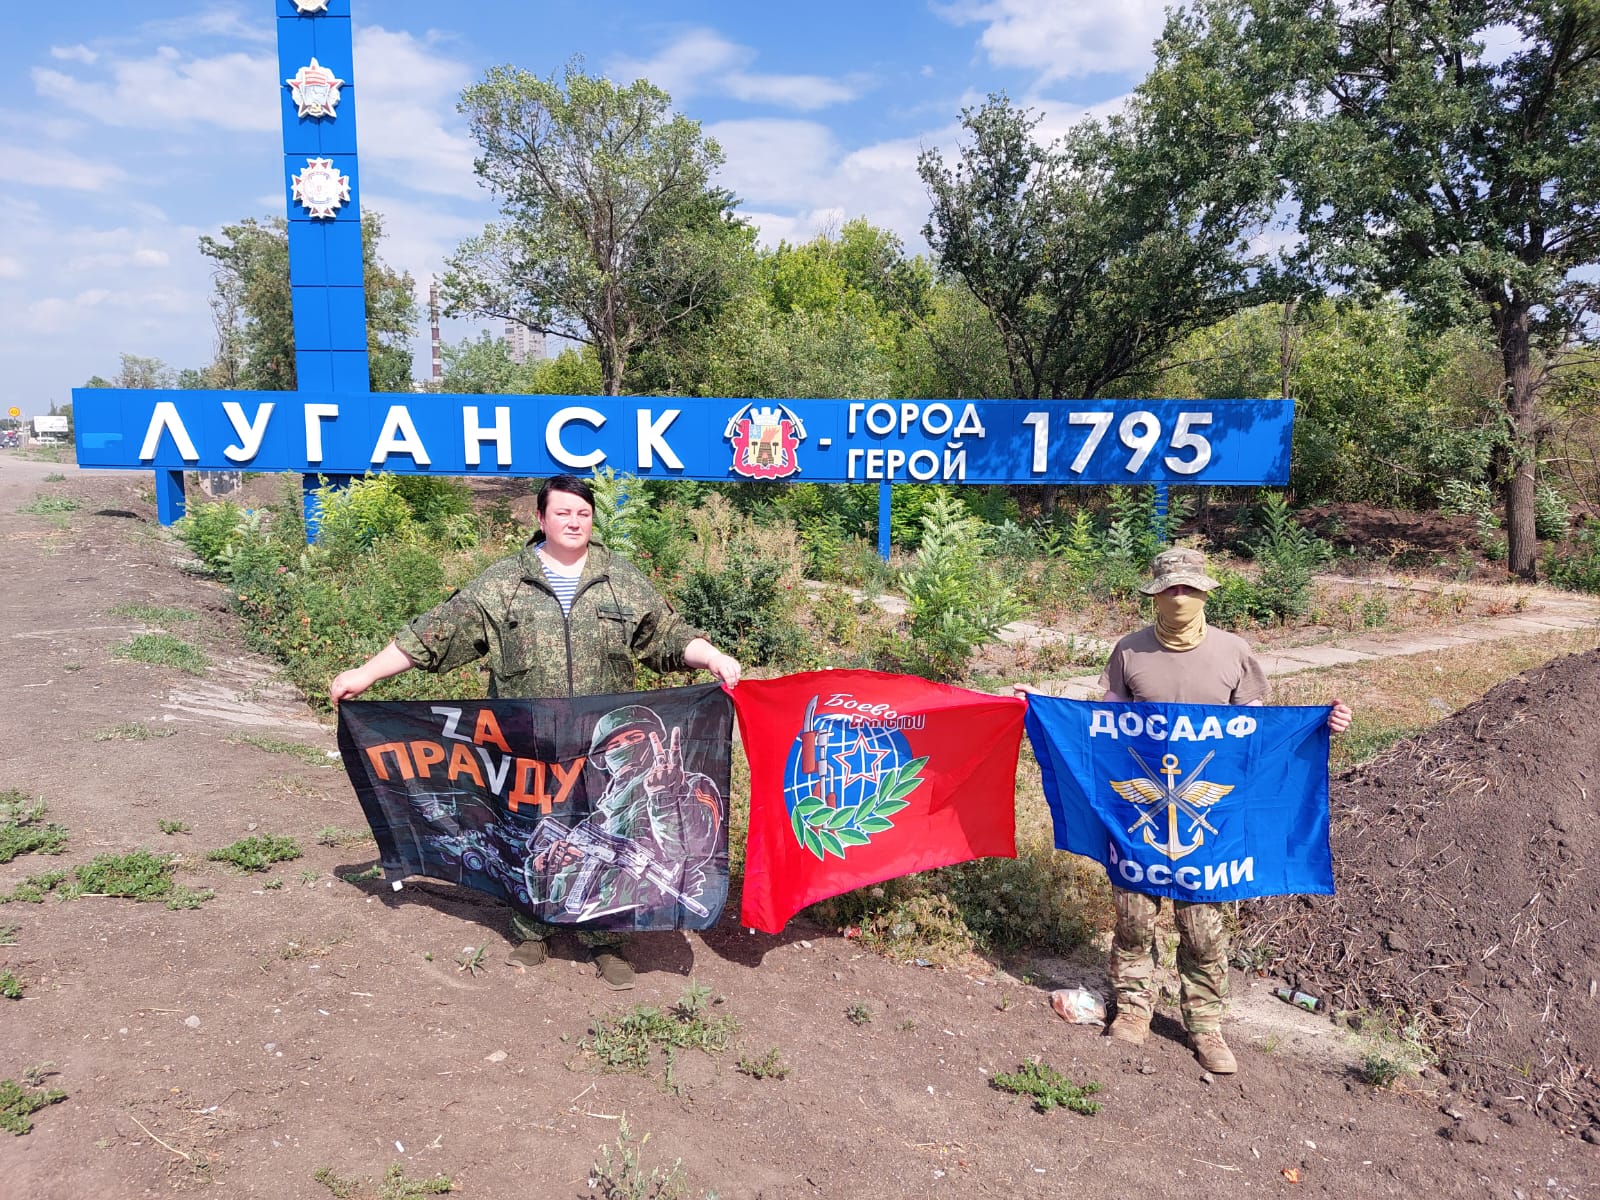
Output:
[504, 322, 546, 365]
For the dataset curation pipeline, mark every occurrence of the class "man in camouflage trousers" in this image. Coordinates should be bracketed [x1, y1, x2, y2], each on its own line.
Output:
[1095, 547, 1351, 1073]
[330, 475, 741, 990]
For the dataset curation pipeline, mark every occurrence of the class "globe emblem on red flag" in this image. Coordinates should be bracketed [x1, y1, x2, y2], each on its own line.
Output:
[782, 715, 922, 859]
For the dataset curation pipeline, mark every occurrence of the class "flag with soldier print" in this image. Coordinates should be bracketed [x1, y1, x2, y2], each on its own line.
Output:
[337, 684, 733, 932]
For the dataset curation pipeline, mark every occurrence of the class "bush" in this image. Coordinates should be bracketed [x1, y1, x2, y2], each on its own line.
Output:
[1544, 520, 1600, 592]
[897, 492, 1023, 680]
[173, 500, 247, 572]
[666, 495, 807, 668]
[1241, 492, 1332, 622]
[312, 475, 415, 561]
[1534, 481, 1570, 541]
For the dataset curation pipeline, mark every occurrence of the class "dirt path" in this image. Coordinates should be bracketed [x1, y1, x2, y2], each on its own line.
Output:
[1, 458, 1596, 1199]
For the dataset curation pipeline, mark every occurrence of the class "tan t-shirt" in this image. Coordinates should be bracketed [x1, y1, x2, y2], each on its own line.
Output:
[1099, 625, 1268, 706]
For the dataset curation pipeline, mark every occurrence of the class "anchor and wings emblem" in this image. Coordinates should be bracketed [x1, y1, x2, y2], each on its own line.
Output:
[1110, 750, 1234, 861]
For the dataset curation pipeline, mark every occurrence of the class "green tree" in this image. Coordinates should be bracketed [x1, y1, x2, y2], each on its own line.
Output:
[444, 59, 750, 396]
[1155, 299, 1504, 506]
[918, 83, 1287, 402]
[439, 331, 544, 394]
[199, 213, 417, 392]
[1167, 0, 1600, 576]
[85, 354, 177, 390]
[440, 334, 603, 395]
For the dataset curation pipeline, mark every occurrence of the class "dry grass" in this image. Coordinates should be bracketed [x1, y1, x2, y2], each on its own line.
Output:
[1268, 627, 1600, 771]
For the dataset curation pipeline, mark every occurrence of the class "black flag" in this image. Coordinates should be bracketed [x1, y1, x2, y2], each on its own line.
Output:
[337, 684, 733, 932]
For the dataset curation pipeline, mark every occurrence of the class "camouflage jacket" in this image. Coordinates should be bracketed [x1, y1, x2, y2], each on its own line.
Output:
[395, 541, 702, 698]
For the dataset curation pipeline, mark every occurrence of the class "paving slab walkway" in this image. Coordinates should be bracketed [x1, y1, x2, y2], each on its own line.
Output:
[1022, 572, 1600, 699]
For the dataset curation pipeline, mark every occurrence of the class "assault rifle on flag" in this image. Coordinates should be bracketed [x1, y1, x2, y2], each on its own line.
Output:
[528, 817, 711, 919]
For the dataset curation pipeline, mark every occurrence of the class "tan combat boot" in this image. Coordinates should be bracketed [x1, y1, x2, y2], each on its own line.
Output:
[593, 949, 635, 991]
[1190, 1030, 1237, 1074]
[1106, 1012, 1150, 1045]
[506, 938, 548, 968]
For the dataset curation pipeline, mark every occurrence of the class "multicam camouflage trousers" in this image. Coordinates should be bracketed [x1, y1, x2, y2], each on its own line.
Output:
[509, 911, 624, 951]
[1109, 887, 1228, 1033]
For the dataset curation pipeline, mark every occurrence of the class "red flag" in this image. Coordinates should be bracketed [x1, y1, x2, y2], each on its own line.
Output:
[731, 670, 1026, 934]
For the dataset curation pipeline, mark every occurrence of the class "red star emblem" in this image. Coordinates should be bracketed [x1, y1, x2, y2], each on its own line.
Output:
[832, 731, 888, 789]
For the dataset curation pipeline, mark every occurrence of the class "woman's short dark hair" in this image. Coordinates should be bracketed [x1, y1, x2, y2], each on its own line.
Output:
[537, 474, 596, 515]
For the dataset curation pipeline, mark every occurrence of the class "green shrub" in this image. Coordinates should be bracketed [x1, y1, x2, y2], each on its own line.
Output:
[1241, 492, 1332, 622]
[663, 494, 808, 669]
[0, 794, 67, 865]
[173, 500, 246, 571]
[1190, 568, 1265, 630]
[0, 1076, 67, 1135]
[1544, 520, 1600, 593]
[207, 834, 301, 872]
[1534, 482, 1570, 541]
[312, 475, 415, 561]
[0, 849, 209, 909]
[991, 1059, 1103, 1114]
[897, 492, 1023, 680]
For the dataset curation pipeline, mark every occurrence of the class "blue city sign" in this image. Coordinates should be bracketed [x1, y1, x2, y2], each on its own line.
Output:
[74, 391, 1292, 486]
[70, 0, 1296, 542]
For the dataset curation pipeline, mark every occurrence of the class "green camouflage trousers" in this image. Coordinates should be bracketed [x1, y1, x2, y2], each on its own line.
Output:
[509, 911, 624, 951]
[1109, 887, 1228, 1033]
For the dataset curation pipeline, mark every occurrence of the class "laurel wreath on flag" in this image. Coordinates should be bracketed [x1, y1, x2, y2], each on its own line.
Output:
[790, 756, 928, 861]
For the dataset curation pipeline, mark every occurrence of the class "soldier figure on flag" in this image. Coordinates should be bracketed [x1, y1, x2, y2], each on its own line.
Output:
[527, 706, 723, 923]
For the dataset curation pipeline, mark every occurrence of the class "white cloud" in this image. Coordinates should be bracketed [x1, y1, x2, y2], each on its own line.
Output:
[609, 29, 865, 111]
[609, 29, 745, 99]
[50, 45, 98, 65]
[359, 190, 490, 282]
[724, 72, 860, 111]
[708, 119, 842, 207]
[0, 204, 218, 401]
[936, 0, 1173, 81]
[708, 120, 939, 251]
[32, 47, 279, 132]
[353, 26, 479, 196]
[0, 143, 126, 191]
[136, 7, 276, 46]
[65, 245, 172, 272]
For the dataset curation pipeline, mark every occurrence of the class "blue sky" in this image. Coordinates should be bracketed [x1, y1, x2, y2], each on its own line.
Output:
[2, 1, 1178, 412]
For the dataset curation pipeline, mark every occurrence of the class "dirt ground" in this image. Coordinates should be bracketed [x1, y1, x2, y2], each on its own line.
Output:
[2, 457, 1598, 1200]
[1245, 646, 1600, 1137]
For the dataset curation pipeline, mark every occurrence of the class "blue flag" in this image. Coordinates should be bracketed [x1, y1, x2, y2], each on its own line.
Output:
[1024, 696, 1333, 902]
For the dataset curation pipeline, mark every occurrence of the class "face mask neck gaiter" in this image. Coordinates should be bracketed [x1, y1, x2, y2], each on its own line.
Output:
[1152, 591, 1207, 652]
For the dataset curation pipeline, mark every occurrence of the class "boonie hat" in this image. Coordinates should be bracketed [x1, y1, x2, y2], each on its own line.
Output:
[1140, 546, 1220, 595]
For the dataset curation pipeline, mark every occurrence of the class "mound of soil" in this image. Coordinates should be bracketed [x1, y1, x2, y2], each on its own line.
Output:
[1245, 647, 1600, 1137]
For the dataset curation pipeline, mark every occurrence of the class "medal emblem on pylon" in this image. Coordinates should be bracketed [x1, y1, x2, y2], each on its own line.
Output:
[286, 58, 344, 119]
[291, 158, 350, 219]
